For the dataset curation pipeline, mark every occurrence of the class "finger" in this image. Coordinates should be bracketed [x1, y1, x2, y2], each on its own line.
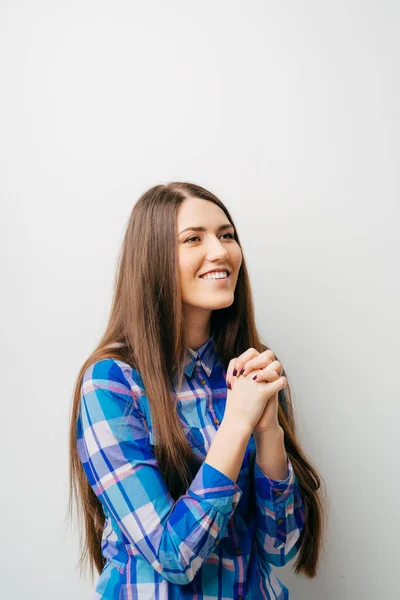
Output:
[258, 376, 287, 395]
[240, 350, 276, 377]
[251, 367, 280, 383]
[231, 348, 260, 378]
[264, 360, 283, 376]
[225, 358, 237, 389]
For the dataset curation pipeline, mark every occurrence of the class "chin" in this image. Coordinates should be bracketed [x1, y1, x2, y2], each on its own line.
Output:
[199, 296, 235, 310]
[183, 290, 236, 311]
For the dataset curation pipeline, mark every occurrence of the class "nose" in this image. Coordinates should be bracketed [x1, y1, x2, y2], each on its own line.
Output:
[205, 237, 229, 261]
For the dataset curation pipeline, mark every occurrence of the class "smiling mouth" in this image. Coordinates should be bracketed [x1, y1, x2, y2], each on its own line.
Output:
[199, 272, 231, 281]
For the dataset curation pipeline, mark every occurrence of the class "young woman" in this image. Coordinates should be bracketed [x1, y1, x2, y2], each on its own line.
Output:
[69, 182, 325, 599]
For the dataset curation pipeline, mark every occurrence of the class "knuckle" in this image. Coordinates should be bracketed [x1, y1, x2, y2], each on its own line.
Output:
[227, 359, 237, 373]
[245, 357, 257, 368]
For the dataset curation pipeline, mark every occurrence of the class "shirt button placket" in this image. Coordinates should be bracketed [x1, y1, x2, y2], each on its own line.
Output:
[234, 546, 245, 600]
[196, 358, 207, 387]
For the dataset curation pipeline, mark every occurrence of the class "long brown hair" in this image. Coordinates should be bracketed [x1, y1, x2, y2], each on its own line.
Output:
[68, 181, 326, 581]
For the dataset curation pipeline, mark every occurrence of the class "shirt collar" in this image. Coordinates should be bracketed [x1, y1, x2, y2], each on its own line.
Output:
[183, 332, 220, 378]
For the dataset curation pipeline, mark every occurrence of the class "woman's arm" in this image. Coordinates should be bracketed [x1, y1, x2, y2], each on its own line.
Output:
[254, 427, 289, 481]
[204, 414, 252, 482]
[77, 359, 243, 586]
[252, 429, 305, 567]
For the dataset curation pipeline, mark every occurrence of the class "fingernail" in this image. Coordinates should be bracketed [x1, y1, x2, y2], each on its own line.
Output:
[240, 368, 245, 376]
[233, 368, 237, 377]
[252, 375, 257, 380]
[227, 380, 232, 389]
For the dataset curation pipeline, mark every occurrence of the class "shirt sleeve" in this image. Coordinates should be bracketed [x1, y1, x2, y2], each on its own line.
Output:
[253, 453, 305, 567]
[76, 358, 242, 585]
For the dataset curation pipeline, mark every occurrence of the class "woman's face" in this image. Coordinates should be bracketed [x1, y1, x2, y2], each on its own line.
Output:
[177, 197, 242, 313]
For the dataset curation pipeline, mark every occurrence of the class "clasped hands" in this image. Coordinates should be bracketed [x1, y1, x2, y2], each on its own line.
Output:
[226, 348, 287, 434]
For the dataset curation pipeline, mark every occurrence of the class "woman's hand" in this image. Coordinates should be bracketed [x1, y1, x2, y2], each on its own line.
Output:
[226, 348, 287, 433]
[224, 358, 286, 435]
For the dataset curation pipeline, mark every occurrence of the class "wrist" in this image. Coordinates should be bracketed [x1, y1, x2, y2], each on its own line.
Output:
[254, 425, 284, 442]
[254, 427, 289, 480]
[220, 415, 253, 441]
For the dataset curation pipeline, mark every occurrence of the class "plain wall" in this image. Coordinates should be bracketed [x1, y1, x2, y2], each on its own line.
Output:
[1, 1, 399, 598]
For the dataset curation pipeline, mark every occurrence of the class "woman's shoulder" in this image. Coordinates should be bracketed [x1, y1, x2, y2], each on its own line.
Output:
[79, 358, 150, 425]
[81, 357, 146, 401]
[78, 358, 151, 434]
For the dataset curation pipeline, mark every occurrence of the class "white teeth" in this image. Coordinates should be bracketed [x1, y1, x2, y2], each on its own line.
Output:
[200, 271, 229, 280]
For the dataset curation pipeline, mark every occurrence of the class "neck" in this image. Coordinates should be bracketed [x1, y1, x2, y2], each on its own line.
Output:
[183, 306, 212, 350]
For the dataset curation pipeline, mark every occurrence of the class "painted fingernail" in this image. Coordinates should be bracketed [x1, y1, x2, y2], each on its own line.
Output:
[227, 380, 232, 389]
[233, 368, 237, 377]
[253, 375, 258, 380]
[240, 368, 245, 376]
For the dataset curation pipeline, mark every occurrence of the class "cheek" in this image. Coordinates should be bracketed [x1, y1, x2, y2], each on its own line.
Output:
[233, 245, 243, 268]
[178, 251, 199, 281]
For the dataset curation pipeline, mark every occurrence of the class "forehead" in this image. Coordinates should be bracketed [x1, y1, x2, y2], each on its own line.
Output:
[177, 197, 226, 229]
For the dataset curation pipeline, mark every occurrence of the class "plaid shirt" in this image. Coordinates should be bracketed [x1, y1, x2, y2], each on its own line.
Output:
[76, 334, 305, 599]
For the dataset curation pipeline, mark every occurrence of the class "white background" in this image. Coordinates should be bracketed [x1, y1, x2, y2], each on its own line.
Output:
[1, 1, 399, 598]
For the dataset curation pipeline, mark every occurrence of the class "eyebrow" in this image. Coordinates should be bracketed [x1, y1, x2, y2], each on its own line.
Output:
[178, 223, 234, 236]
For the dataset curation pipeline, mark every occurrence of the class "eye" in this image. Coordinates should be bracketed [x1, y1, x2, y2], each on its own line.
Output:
[184, 233, 235, 243]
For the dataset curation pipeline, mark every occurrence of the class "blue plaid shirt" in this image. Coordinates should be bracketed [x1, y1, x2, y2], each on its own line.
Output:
[76, 334, 305, 599]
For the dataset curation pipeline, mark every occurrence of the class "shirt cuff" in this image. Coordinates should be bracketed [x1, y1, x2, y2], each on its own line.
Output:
[188, 461, 243, 517]
[254, 457, 296, 504]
